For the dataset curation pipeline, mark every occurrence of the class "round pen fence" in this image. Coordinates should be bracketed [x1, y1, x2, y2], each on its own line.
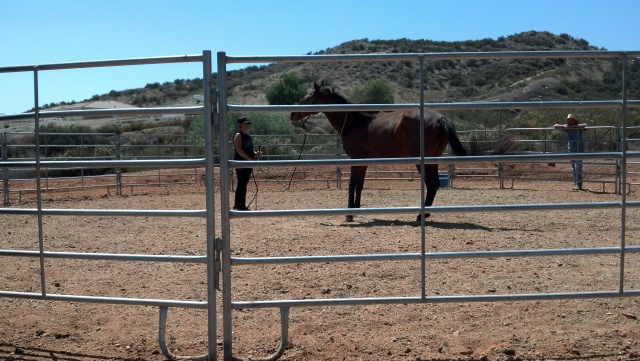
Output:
[1, 49, 640, 361]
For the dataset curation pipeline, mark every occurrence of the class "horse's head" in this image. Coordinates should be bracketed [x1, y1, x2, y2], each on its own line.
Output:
[290, 81, 333, 121]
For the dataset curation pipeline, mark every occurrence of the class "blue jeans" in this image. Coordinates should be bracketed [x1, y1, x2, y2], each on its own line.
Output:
[571, 160, 583, 187]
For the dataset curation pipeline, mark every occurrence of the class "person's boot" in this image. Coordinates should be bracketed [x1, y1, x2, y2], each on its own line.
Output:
[233, 191, 245, 210]
[233, 203, 250, 211]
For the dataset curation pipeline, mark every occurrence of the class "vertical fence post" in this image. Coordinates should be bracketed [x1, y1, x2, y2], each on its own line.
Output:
[2, 132, 8, 205]
[201, 50, 218, 361]
[81, 134, 85, 187]
[217, 50, 236, 361]
[43, 133, 49, 190]
[32, 67, 47, 297]
[115, 134, 122, 196]
[156, 138, 161, 185]
[618, 52, 629, 294]
[616, 127, 622, 194]
[335, 135, 341, 188]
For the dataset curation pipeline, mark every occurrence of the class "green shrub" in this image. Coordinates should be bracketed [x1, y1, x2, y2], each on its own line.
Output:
[265, 73, 307, 105]
[350, 78, 394, 103]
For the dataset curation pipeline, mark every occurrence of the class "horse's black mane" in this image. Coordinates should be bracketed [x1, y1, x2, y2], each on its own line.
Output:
[327, 89, 379, 120]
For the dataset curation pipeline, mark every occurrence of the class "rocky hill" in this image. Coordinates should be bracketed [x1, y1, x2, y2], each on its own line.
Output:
[64, 31, 635, 109]
[223, 31, 626, 106]
[34, 31, 638, 132]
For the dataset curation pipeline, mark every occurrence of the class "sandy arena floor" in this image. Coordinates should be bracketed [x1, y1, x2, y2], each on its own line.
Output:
[1, 171, 640, 361]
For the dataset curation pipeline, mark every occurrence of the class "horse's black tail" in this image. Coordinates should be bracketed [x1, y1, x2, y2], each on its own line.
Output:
[439, 117, 467, 156]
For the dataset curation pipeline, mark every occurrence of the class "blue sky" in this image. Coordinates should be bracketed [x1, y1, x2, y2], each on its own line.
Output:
[1, 0, 639, 115]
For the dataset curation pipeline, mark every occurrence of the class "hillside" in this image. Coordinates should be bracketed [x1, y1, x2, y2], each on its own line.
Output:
[224, 31, 621, 106]
[6, 31, 640, 173]
[36, 31, 639, 131]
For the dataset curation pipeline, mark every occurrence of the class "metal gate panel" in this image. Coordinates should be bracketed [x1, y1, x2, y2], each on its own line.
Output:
[217, 50, 640, 360]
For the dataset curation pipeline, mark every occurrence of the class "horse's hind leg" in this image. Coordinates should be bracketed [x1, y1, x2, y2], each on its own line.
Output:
[346, 165, 367, 222]
[417, 164, 439, 221]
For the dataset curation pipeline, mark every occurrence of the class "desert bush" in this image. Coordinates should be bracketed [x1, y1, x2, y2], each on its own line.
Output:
[265, 73, 307, 105]
[350, 78, 394, 104]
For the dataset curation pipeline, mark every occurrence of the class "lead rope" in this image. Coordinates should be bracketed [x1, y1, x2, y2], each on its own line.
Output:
[287, 115, 310, 190]
[340, 112, 348, 138]
[247, 166, 259, 209]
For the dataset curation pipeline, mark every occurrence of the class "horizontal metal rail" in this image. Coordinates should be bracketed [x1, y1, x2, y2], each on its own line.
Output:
[232, 246, 640, 266]
[229, 201, 637, 218]
[229, 99, 640, 114]
[1, 105, 205, 121]
[232, 290, 640, 310]
[0, 207, 205, 217]
[0, 158, 205, 168]
[225, 50, 640, 64]
[0, 54, 203, 73]
[0, 249, 206, 262]
[0, 291, 206, 308]
[228, 151, 640, 169]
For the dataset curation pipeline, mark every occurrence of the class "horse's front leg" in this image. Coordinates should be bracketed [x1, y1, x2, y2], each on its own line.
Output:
[346, 165, 367, 222]
[417, 164, 440, 221]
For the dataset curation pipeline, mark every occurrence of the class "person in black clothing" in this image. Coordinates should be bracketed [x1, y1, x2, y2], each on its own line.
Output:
[233, 117, 262, 210]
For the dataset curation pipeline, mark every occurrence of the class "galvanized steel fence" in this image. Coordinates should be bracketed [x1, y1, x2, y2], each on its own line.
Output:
[0, 51, 219, 360]
[219, 49, 640, 361]
[2, 49, 640, 361]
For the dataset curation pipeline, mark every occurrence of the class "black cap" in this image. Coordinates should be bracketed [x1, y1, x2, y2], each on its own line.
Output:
[237, 117, 252, 124]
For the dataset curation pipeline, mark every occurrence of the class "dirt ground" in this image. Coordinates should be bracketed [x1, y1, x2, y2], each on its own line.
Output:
[1, 167, 640, 361]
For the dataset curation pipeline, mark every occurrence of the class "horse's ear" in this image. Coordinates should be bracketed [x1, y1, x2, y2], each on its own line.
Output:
[313, 81, 322, 92]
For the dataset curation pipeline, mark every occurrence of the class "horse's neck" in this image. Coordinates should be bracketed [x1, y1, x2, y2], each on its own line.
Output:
[324, 112, 365, 135]
[322, 112, 347, 134]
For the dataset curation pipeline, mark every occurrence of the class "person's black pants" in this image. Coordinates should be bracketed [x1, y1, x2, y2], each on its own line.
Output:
[234, 167, 252, 209]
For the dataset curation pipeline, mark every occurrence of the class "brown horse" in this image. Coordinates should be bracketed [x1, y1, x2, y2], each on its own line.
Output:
[290, 81, 467, 222]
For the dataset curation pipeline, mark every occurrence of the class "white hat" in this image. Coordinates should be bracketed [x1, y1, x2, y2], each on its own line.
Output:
[567, 114, 579, 121]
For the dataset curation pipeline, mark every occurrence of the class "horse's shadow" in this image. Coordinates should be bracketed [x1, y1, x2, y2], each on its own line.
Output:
[338, 218, 493, 231]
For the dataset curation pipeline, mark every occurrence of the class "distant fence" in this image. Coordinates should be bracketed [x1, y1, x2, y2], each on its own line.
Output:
[4, 125, 640, 203]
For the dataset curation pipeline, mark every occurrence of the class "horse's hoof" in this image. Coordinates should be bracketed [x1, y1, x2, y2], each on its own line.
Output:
[345, 215, 354, 222]
[416, 213, 431, 222]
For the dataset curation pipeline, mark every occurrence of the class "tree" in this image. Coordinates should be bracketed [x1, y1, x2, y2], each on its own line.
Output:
[265, 73, 307, 105]
[350, 78, 395, 104]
